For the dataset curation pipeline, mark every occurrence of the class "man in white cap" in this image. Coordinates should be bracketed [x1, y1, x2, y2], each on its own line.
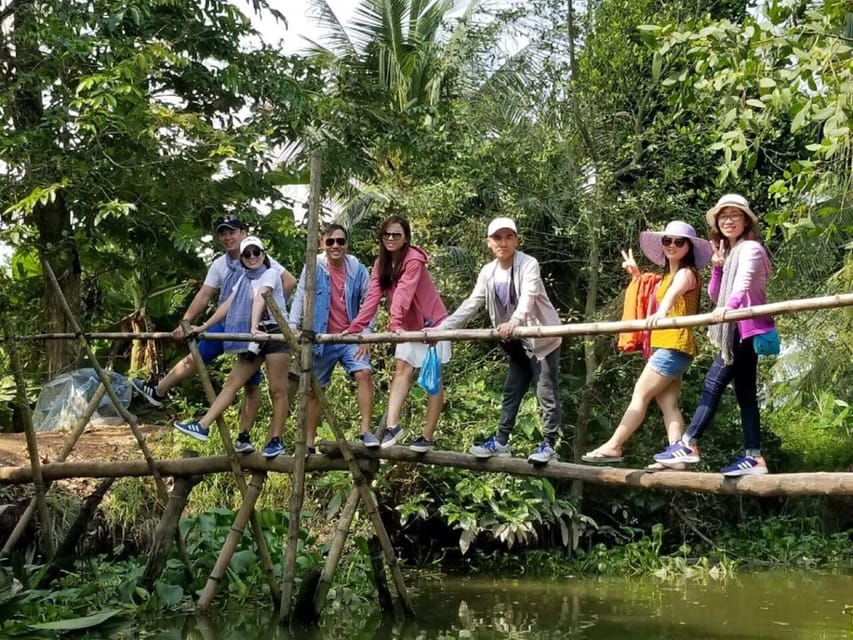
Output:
[435, 217, 563, 464]
[131, 215, 296, 446]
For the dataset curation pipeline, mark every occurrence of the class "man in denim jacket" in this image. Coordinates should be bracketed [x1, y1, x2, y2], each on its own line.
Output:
[289, 224, 377, 453]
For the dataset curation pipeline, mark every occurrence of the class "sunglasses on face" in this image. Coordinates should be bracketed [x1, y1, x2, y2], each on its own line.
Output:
[381, 231, 404, 240]
[241, 248, 263, 259]
[661, 236, 687, 248]
[325, 237, 347, 247]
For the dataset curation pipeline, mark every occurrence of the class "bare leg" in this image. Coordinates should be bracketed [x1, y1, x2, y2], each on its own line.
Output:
[386, 359, 414, 427]
[353, 369, 374, 433]
[157, 353, 197, 395]
[423, 384, 444, 440]
[198, 359, 262, 428]
[655, 378, 685, 445]
[239, 384, 262, 433]
[263, 352, 291, 440]
[305, 392, 321, 446]
[587, 365, 674, 457]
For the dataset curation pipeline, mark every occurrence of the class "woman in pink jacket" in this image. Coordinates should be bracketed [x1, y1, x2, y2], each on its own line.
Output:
[654, 194, 777, 476]
[347, 215, 449, 451]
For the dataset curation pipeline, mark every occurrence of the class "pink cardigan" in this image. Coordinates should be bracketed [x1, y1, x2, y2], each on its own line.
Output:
[347, 245, 447, 333]
[709, 240, 775, 339]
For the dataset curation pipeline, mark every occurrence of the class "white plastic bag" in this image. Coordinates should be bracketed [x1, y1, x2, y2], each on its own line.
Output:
[32, 369, 131, 431]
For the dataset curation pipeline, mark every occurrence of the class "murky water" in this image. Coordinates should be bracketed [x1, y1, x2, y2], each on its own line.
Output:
[123, 571, 853, 639]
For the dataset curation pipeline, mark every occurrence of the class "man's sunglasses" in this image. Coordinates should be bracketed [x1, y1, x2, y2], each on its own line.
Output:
[325, 237, 347, 247]
[241, 248, 263, 259]
[381, 231, 403, 240]
[661, 236, 687, 248]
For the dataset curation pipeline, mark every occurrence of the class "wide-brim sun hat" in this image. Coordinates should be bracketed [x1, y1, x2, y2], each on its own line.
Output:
[705, 193, 758, 228]
[639, 220, 714, 269]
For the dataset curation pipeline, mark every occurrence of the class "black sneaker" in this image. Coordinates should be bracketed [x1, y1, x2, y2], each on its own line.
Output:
[234, 431, 254, 454]
[409, 436, 435, 453]
[380, 425, 404, 448]
[305, 445, 316, 458]
[131, 378, 166, 408]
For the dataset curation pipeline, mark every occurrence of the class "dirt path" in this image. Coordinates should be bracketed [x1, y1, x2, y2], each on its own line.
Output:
[0, 424, 168, 468]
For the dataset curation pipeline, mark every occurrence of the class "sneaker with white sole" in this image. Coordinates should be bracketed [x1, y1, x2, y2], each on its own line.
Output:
[234, 431, 254, 454]
[132, 378, 166, 408]
[653, 441, 701, 466]
[380, 425, 404, 448]
[527, 441, 558, 465]
[359, 432, 380, 449]
[409, 436, 435, 453]
[173, 420, 210, 441]
[721, 455, 768, 477]
[469, 435, 511, 459]
[262, 437, 285, 458]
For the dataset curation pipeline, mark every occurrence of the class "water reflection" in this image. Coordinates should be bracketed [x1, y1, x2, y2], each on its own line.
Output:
[124, 572, 852, 639]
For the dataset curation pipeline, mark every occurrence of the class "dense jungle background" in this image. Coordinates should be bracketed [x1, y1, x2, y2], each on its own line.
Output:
[0, 0, 851, 634]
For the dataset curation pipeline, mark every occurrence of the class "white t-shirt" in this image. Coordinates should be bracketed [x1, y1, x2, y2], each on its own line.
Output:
[204, 253, 287, 302]
[232, 269, 288, 324]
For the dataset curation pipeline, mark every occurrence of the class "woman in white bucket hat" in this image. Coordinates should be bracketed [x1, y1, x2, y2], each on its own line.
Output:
[583, 221, 712, 465]
[654, 194, 776, 477]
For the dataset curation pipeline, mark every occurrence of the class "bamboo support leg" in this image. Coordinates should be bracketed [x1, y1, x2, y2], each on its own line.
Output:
[4, 319, 54, 558]
[262, 299, 415, 618]
[2, 383, 107, 556]
[312, 487, 361, 617]
[41, 258, 193, 578]
[143, 452, 203, 589]
[181, 321, 281, 605]
[196, 472, 267, 612]
[367, 535, 395, 615]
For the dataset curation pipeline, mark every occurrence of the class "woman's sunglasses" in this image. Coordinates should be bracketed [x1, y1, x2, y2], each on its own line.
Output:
[661, 236, 687, 248]
[241, 248, 263, 259]
[325, 237, 347, 247]
[381, 231, 403, 240]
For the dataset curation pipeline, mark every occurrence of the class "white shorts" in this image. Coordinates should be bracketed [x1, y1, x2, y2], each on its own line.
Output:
[395, 341, 452, 368]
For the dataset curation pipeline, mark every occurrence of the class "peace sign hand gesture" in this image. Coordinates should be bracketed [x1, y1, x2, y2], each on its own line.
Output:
[621, 248, 640, 277]
[711, 240, 726, 268]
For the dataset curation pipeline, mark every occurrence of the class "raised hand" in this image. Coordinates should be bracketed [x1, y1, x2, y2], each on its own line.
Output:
[711, 240, 726, 267]
[621, 248, 640, 277]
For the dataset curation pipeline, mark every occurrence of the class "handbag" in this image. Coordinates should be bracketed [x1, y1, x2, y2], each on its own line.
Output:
[417, 345, 442, 396]
[753, 328, 780, 356]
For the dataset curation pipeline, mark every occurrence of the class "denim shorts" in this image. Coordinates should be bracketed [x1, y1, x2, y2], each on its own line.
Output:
[198, 322, 262, 386]
[313, 343, 371, 388]
[648, 348, 693, 379]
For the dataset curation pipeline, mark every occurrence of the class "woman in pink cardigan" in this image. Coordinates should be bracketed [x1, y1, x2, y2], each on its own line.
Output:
[654, 194, 776, 476]
[346, 215, 449, 451]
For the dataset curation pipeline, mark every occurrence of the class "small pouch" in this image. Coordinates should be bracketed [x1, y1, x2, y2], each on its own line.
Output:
[753, 328, 780, 356]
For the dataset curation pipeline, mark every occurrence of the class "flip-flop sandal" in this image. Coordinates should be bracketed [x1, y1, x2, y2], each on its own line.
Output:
[646, 461, 686, 472]
[581, 450, 625, 464]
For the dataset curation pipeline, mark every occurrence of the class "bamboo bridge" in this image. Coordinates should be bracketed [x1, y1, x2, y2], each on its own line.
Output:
[2, 153, 852, 623]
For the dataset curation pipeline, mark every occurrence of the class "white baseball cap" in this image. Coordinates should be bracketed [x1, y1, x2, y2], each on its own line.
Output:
[487, 217, 518, 237]
[239, 236, 264, 254]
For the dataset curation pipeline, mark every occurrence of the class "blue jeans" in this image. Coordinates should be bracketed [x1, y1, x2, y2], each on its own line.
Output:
[685, 336, 760, 454]
[497, 341, 561, 445]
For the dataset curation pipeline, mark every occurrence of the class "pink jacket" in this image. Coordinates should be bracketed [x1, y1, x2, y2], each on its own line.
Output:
[709, 240, 775, 339]
[347, 245, 447, 333]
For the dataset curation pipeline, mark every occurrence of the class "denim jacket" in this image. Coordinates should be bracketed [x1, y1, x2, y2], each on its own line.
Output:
[289, 254, 374, 356]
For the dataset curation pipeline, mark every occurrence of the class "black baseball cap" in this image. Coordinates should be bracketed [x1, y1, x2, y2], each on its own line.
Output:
[215, 215, 247, 231]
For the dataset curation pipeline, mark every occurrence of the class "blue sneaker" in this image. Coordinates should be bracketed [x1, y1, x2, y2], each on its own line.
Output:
[380, 425, 404, 448]
[262, 437, 285, 459]
[469, 435, 511, 459]
[409, 436, 435, 453]
[173, 420, 209, 442]
[653, 441, 700, 466]
[234, 431, 254, 454]
[721, 455, 768, 477]
[527, 442, 558, 465]
[132, 378, 166, 408]
[359, 432, 380, 449]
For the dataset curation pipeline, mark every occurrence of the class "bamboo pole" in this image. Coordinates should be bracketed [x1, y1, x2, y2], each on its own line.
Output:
[3, 450, 853, 497]
[4, 319, 54, 558]
[2, 382, 108, 555]
[279, 149, 322, 620]
[312, 487, 360, 617]
[40, 258, 193, 578]
[0, 453, 368, 483]
[260, 299, 415, 618]
[5, 291, 852, 344]
[197, 472, 268, 612]
[181, 321, 281, 605]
